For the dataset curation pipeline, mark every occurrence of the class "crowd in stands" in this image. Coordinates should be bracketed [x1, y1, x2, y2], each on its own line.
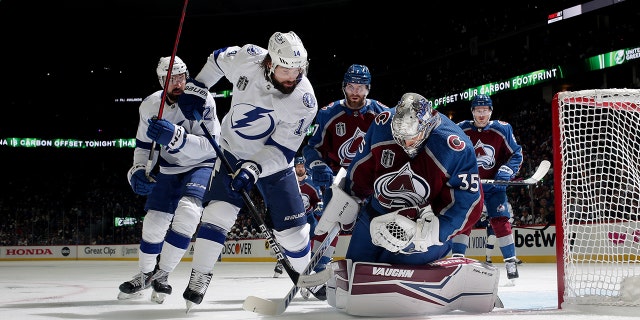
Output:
[1, 2, 637, 246]
[0, 97, 555, 246]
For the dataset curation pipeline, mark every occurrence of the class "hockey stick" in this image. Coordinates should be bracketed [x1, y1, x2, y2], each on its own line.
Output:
[243, 222, 341, 316]
[145, 0, 190, 179]
[242, 168, 348, 315]
[481, 160, 550, 185]
[192, 112, 325, 288]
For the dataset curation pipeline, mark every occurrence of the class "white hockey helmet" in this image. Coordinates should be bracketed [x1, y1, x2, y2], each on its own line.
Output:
[268, 31, 308, 74]
[391, 93, 440, 157]
[156, 56, 189, 88]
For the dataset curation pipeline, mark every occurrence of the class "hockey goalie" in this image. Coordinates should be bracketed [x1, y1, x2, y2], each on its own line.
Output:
[313, 92, 501, 316]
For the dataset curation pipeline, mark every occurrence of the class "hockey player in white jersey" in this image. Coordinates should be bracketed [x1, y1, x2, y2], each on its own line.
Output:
[177, 31, 318, 310]
[117, 56, 221, 303]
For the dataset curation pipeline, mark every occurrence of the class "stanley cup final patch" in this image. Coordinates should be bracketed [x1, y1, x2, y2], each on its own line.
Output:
[303, 93, 316, 109]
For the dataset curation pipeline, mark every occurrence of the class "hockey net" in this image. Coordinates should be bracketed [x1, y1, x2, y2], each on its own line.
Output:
[552, 89, 640, 309]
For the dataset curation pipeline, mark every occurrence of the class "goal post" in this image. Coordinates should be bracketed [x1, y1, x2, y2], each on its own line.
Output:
[552, 88, 640, 309]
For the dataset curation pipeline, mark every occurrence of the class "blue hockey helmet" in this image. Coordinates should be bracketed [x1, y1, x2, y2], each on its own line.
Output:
[294, 156, 305, 165]
[470, 94, 493, 111]
[343, 64, 371, 88]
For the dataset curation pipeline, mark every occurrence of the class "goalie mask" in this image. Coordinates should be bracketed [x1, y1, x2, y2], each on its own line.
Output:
[268, 31, 308, 79]
[156, 56, 189, 89]
[391, 93, 440, 158]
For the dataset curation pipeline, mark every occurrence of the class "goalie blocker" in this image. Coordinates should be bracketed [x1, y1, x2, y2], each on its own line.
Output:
[326, 257, 501, 317]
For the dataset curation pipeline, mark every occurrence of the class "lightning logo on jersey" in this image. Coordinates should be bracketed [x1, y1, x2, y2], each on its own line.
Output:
[230, 104, 275, 140]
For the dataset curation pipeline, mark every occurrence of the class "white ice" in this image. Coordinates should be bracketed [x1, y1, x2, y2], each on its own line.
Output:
[1, 261, 638, 320]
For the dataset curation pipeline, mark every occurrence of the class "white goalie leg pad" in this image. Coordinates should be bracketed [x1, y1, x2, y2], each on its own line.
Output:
[336, 258, 499, 317]
[316, 186, 359, 235]
[327, 259, 353, 311]
[274, 223, 311, 273]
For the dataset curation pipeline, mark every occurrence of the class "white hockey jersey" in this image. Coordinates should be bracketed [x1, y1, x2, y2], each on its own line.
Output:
[195, 44, 317, 177]
[132, 90, 221, 175]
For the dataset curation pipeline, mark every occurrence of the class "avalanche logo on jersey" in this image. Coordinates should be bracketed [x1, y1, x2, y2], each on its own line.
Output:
[230, 104, 275, 140]
[374, 163, 430, 209]
[337, 127, 366, 166]
[300, 193, 312, 213]
[473, 139, 496, 170]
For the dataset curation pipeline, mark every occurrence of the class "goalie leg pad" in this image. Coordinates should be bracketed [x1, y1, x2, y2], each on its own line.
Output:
[332, 258, 499, 317]
[315, 186, 359, 235]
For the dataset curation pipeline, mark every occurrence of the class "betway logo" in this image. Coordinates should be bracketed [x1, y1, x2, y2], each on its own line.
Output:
[372, 267, 415, 278]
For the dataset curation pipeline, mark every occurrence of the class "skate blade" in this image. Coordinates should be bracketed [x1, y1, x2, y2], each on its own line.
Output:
[185, 300, 196, 314]
[300, 288, 310, 300]
[151, 291, 167, 304]
[117, 291, 144, 300]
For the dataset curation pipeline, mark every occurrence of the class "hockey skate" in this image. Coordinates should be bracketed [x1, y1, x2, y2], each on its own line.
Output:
[117, 271, 153, 300]
[505, 257, 519, 281]
[183, 269, 213, 313]
[273, 262, 283, 278]
[300, 284, 327, 301]
[150, 269, 172, 304]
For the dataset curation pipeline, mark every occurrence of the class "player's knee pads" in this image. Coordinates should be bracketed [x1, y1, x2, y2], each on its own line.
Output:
[486, 234, 497, 246]
[171, 196, 203, 236]
[201, 200, 240, 231]
[142, 210, 172, 243]
[273, 223, 310, 252]
[489, 216, 512, 237]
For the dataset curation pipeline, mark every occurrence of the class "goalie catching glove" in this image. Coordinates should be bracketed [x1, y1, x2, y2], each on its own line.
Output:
[370, 205, 441, 254]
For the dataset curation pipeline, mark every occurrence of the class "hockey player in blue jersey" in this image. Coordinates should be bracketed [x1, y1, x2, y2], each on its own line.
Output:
[118, 56, 221, 303]
[314, 93, 500, 316]
[301, 64, 391, 298]
[176, 31, 318, 311]
[456, 94, 523, 281]
[303, 64, 391, 192]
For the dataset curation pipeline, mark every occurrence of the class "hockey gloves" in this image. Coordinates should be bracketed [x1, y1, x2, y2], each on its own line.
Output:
[178, 78, 208, 121]
[310, 161, 334, 188]
[147, 118, 187, 151]
[370, 205, 441, 254]
[127, 164, 156, 196]
[231, 161, 261, 193]
[485, 165, 513, 193]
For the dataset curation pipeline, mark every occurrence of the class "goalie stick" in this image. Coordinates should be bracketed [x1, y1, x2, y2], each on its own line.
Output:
[193, 113, 323, 288]
[243, 222, 341, 316]
[481, 160, 550, 185]
[242, 168, 348, 316]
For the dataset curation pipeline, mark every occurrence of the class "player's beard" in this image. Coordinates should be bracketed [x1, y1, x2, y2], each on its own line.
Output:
[167, 89, 183, 104]
[272, 75, 298, 94]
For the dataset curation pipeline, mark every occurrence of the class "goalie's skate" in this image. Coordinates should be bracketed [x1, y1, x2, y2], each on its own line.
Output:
[150, 270, 172, 304]
[183, 269, 212, 313]
[117, 271, 152, 300]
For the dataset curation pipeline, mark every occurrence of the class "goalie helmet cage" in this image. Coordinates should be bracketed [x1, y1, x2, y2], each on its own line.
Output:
[552, 88, 640, 311]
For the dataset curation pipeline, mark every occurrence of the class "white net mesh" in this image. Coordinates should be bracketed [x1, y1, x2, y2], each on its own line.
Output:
[555, 89, 640, 307]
